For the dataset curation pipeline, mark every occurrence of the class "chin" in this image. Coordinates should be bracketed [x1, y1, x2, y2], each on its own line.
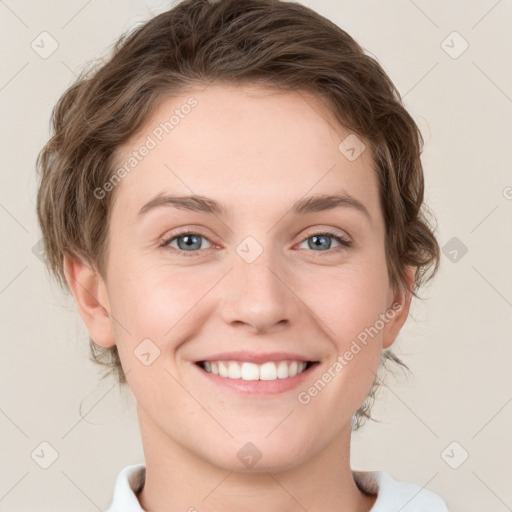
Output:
[201, 435, 314, 474]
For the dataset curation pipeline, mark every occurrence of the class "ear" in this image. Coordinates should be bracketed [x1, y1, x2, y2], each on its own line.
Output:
[63, 253, 116, 348]
[382, 265, 416, 350]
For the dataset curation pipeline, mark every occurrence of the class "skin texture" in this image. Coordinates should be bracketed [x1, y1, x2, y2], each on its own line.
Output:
[64, 83, 414, 512]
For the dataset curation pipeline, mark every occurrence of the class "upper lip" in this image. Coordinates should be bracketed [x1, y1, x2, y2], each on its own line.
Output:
[196, 351, 319, 365]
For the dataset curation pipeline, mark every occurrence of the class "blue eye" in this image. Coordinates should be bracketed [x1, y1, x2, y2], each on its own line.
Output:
[163, 233, 212, 253]
[160, 230, 351, 257]
[298, 232, 352, 252]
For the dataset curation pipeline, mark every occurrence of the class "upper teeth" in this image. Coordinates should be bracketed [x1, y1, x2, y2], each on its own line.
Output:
[202, 360, 308, 380]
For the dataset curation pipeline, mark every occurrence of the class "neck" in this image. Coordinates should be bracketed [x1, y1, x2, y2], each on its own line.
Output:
[136, 405, 376, 512]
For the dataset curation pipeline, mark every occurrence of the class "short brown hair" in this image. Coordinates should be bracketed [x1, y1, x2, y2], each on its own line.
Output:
[36, 0, 440, 428]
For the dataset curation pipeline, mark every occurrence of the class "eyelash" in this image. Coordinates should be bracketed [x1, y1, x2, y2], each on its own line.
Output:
[159, 230, 353, 257]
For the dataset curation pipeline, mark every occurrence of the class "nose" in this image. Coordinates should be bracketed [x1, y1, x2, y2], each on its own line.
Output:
[218, 247, 300, 334]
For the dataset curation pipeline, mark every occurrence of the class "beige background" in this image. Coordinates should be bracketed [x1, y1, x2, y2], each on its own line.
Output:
[1, 0, 511, 510]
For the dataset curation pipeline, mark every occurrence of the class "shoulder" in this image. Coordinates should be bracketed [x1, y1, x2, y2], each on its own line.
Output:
[353, 470, 449, 512]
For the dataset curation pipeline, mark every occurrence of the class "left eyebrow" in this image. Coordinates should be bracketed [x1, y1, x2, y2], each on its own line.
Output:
[137, 192, 372, 223]
[290, 193, 372, 223]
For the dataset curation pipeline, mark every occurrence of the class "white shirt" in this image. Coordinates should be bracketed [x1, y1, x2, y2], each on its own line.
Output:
[105, 464, 449, 511]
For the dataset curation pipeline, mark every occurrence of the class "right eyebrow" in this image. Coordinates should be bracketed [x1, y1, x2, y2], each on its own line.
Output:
[138, 194, 225, 217]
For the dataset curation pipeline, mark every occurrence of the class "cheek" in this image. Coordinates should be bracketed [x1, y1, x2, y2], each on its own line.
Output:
[105, 263, 201, 412]
[298, 269, 387, 417]
[305, 260, 390, 341]
[107, 260, 216, 347]
[301, 259, 390, 399]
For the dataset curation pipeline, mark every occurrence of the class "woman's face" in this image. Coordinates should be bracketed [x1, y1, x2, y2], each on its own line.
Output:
[98, 83, 411, 471]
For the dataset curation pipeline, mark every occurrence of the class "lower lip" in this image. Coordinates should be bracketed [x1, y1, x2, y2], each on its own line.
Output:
[193, 362, 319, 395]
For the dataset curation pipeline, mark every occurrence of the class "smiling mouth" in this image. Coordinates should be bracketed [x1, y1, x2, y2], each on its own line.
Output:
[195, 360, 318, 381]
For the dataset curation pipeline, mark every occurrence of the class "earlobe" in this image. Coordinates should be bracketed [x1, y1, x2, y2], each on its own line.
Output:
[382, 266, 416, 349]
[63, 253, 116, 348]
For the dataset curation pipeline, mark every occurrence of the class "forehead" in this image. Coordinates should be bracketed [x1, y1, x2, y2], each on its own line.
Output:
[110, 83, 381, 222]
